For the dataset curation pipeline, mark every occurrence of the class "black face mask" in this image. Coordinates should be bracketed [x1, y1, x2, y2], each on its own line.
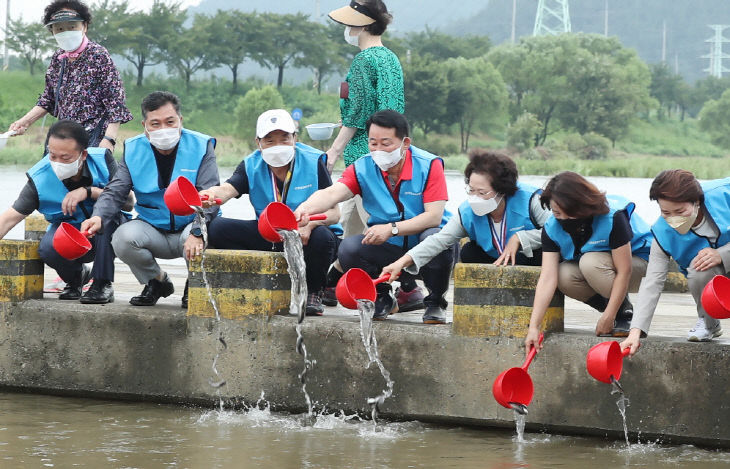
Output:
[557, 217, 590, 232]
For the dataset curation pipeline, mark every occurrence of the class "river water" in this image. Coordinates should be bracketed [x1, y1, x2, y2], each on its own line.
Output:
[3, 167, 724, 467]
[2, 393, 729, 468]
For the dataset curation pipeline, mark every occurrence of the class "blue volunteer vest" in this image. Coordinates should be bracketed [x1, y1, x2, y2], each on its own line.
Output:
[125, 129, 215, 231]
[28, 147, 109, 225]
[651, 178, 730, 275]
[458, 182, 541, 258]
[245, 143, 343, 235]
[543, 195, 652, 261]
[354, 145, 450, 249]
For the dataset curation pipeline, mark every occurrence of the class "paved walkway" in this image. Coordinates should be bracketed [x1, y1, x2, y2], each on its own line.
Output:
[43, 259, 728, 344]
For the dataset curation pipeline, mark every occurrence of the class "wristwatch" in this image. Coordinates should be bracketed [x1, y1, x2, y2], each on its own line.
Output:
[391, 222, 399, 236]
[85, 186, 92, 199]
[102, 135, 117, 146]
[191, 227, 203, 238]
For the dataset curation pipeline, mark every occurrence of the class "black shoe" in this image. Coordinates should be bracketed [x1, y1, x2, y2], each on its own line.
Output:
[422, 305, 447, 324]
[306, 292, 324, 316]
[321, 287, 338, 307]
[611, 297, 634, 337]
[374, 286, 398, 321]
[80, 280, 114, 304]
[181, 280, 189, 309]
[59, 265, 91, 300]
[130, 273, 175, 306]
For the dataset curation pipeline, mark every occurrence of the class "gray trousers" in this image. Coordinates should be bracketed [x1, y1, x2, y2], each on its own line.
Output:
[111, 219, 192, 285]
[687, 265, 724, 327]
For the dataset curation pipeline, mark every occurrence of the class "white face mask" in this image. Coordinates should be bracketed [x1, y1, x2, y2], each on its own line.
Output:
[54, 30, 84, 52]
[371, 142, 404, 171]
[468, 194, 502, 217]
[50, 155, 82, 181]
[147, 127, 181, 151]
[344, 26, 361, 47]
[665, 204, 699, 235]
[261, 145, 295, 168]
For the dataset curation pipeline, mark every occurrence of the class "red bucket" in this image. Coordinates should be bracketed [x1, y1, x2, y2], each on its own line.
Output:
[586, 341, 630, 384]
[52, 222, 91, 260]
[701, 275, 730, 319]
[492, 333, 543, 409]
[335, 268, 390, 309]
[164, 176, 202, 216]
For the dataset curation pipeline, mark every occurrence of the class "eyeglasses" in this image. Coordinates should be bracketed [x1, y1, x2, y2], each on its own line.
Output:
[465, 186, 495, 198]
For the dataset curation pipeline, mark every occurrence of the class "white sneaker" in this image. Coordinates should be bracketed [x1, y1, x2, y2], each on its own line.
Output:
[687, 318, 722, 342]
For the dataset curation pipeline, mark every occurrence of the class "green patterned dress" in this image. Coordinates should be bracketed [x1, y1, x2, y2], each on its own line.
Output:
[340, 46, 405, 166]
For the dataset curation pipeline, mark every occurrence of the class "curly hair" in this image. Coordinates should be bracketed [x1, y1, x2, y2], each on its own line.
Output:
[43, 0, 92, 26]
[463, 149, 519, 197]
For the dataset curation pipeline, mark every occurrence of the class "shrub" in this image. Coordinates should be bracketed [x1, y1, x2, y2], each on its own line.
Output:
[233, 86, 286, 143]
[581, 132, 611, 160]
[506, 112, 541, 151]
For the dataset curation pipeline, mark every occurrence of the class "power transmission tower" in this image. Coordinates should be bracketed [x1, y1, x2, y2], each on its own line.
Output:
[533, 0, 571, 36]
[702, 25, 730, 78]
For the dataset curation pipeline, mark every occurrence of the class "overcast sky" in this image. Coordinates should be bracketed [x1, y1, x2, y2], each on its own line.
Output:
[1, 0, 201, 31]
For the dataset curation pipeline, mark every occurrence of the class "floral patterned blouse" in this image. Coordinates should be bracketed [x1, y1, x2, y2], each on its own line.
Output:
[37, 41, 133, 141]
[340, 46, 404, 166]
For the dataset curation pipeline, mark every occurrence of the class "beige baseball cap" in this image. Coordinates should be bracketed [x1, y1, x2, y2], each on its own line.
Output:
[328, 1, 377, 27]
[256, 109, 297, 139]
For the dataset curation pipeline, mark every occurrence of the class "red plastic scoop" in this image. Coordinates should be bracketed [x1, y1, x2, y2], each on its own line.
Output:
[586, 341, 631, 384]
[335, 268, 391, 309]
[52, 222, 91, 260]
[701, 275, 730, 319]
[257, 202, 327, 243]
[164, 176, 221, 216]
[492, 333, 544, 413]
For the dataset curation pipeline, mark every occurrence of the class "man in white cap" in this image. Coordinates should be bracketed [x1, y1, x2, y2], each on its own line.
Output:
[199, 109, 342, 316]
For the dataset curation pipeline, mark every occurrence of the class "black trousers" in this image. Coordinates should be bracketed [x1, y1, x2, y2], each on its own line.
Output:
[337, 227, 456, 307]
[208, 217, 339, 293]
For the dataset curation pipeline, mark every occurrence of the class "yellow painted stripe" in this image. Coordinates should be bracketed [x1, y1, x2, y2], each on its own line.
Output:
[453, 304, 564, 338]
[0, 275, 44, 302]
[187, 287, 290, 319]
[188, 249, 289, 276]
[0, 241, 41, 261]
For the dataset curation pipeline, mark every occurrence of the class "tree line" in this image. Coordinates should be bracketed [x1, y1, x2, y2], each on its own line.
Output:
[3, 0, 730, 152]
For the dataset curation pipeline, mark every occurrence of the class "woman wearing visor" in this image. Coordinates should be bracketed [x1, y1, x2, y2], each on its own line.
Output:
[381, 149, 549, 285]
[621, 170, 730, 354]
[8, 0, 132, 151]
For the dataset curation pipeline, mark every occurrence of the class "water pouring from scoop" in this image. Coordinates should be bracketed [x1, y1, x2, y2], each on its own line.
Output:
[164, 176, 221, 216]
[258, 202, 327, 243]
[492, 333, 544, 415]
[336, 268, 391, 310]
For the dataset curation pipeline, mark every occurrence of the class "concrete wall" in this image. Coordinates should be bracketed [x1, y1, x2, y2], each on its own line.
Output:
[0, 300, 728, 448]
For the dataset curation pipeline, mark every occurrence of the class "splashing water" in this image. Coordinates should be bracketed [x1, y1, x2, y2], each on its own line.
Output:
[192, 207, 227, 410]
[513, 409, 526, 443]
[279, 230, 315, 418]
[610, 375, 631, 448]
[356, 299, 394, 426]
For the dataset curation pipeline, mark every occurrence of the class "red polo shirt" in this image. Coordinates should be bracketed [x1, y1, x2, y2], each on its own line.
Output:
[338, 149, 449, 203]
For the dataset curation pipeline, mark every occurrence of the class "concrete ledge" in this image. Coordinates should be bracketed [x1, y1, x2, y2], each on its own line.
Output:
[188, 249, 291, 319]
[0, 299, 728, 448]
[453, 264, 564, 337]
[0, 240, 43, 302]
[24, 214, 49, 241]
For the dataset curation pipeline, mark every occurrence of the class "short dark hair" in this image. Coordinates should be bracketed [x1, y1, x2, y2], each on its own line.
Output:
[43, 0, 92, 26]
[47, 120, 89, 151]
[141, 91, 181, 119]
[464, 149, 519, 197]
[360, 0, 392, 35]
[540, 171, 609, 218]
[649, 169, 704, 204]
[366, 109, 409, 140]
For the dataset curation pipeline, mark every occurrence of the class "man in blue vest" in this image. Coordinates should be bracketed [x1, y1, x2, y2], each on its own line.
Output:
[82, 91, 220, 307]
[0, 120, 126, 303]
[294, 110, 454, 324]
[199, 109, 341, 316]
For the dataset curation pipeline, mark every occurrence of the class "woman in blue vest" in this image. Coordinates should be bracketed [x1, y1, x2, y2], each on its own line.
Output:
[525, 172, 652, 350]
[200, 110, 342, 316]
[622, 170, 730, 353]
[381, 148, 549, 282]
